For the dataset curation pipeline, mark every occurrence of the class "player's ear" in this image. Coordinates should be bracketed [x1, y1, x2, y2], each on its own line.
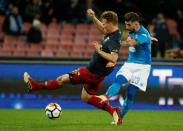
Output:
[133, 21, 137, 26]
[108, 22, 112, 26]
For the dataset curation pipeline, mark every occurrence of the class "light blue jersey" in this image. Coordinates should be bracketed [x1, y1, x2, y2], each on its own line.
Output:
[127, 24, 151, 64]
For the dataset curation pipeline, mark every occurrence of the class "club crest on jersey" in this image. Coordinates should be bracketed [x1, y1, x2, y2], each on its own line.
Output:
[127, 35, 133, 41]
[104, 37, 109, 42]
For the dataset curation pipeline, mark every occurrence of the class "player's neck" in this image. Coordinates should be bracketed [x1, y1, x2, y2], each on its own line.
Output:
[108, 26, 118, 34]
[135, 24, 141, 32]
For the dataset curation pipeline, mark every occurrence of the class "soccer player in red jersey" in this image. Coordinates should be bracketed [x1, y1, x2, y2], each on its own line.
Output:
[24, 9, 122, 125]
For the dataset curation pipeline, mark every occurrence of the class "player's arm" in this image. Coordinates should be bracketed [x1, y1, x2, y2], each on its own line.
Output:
[151, 37, 158, 43]
[87, 9, 107, 35]
[93, 41, 118, 63]
[121, 39, 139, 47]
[121, 34, 151, 47]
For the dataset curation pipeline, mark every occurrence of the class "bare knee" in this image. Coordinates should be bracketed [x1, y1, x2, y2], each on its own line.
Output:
[56, 74, 70, 85]
[81, 95, 91, 102]
[81, 89, 91, 102]
[56, 76, 63, 85]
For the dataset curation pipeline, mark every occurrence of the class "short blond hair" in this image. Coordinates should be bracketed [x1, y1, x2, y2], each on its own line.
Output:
[100, 11, 118, 25]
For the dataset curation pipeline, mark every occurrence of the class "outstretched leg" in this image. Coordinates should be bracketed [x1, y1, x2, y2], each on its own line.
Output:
[24, 72, 70, 91]
[121, 84, 138, 118]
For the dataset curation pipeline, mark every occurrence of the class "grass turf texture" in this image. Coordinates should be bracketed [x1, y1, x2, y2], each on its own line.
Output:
[0, 109, 182, 131]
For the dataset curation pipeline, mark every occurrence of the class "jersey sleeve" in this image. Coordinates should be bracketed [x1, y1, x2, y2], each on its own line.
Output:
[106, 40, 120, 54]
[135, 34, 148, 44]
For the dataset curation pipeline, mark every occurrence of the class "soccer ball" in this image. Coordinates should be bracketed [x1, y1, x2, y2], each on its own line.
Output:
[45, 103, 62, 119]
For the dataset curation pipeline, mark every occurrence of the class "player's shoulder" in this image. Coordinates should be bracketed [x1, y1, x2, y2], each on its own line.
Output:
[109, 29, 122, 43]
[140, 25, 149, 34]
[138, 25, 150, 38]
[109, 29, 122, 37]
[104, 37, 119, 46]
[116, 29, 122, 38]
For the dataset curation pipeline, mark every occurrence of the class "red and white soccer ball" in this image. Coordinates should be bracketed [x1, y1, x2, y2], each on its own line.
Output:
[45, 103, 62, 119]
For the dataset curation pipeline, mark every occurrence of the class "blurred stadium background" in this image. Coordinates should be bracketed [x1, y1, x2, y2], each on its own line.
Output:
[0, 0, 183, 111]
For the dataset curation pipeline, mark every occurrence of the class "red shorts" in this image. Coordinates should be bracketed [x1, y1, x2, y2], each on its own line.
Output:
[69, 67, 105, 94]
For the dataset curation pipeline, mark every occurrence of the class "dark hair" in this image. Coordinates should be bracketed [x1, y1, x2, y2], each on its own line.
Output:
[124, 12, 139, 22]
[100, 11, 118, 25]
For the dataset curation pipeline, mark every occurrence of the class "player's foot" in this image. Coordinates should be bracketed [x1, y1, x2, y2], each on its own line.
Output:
[111, 120, 115, 125]
[97, 94, 109, 103]
[24, 72, 37, 92]
[111, 118, 123, 125]
[112, 107, 123, 125]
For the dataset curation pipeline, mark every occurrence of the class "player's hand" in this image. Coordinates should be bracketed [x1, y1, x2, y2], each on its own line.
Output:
[93, 41, 101, 53]
[87, 9, 95, 18]
[166, 48, 181, 58]
[151, 37, 158, 44]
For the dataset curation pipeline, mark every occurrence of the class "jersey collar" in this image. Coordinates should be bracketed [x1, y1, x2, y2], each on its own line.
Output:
[106, 29, 119, 36]
[136, 24, 142, 33]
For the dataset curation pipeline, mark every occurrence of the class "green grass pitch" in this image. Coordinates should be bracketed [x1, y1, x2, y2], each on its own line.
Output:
[0, 109, 183, 131]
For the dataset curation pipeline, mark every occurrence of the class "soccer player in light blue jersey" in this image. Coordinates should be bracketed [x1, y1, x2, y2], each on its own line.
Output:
[99, 12, 151, 125]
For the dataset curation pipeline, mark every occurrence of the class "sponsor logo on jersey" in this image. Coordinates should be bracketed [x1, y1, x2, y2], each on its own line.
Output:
[104, 37, 110, 42]
[142, 34, 147, 37]
[129, 47, 136, 52]
[106, 61, 116, 67]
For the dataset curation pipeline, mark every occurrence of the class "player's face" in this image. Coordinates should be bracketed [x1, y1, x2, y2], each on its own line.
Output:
[102, 19, 111, 33]
[125, 21, 136, 33]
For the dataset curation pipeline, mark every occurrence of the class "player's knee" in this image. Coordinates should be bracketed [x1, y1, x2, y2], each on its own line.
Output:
[106, 88, 115, 97]
[56, 76, 64, 85]
[56, 74, 70, 85]
[115, 75, 128, 85]
[81, 93, 91, 102]
[81, 94, 87, 102]
[106, 75, 128, 97]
